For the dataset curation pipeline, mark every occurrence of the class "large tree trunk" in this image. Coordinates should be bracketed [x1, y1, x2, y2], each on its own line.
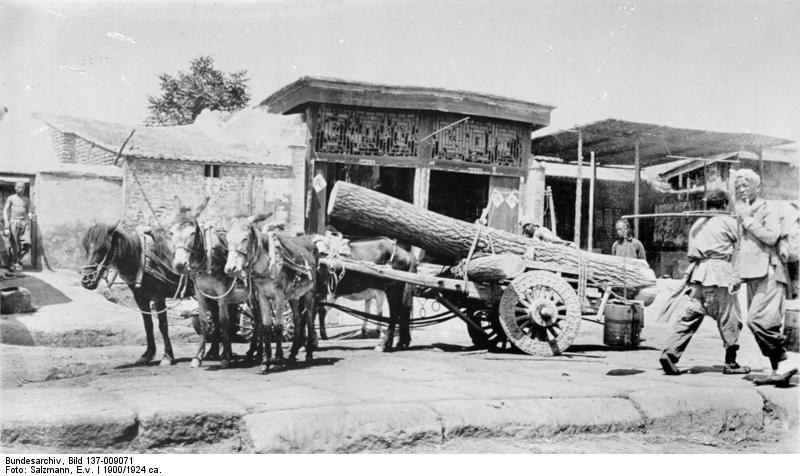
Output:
[328, 181, 655, 289]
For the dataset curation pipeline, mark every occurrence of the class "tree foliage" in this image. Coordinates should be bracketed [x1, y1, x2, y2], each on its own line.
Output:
[145, 56, 251, 126]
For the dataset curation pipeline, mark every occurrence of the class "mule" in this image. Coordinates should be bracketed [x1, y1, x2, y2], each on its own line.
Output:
[317, 237, 415, 352]
[224, 216, 317, 373]
[169, 197, 253, 369]
[318, 288, 386, 339]
[81, 222, 188, 366]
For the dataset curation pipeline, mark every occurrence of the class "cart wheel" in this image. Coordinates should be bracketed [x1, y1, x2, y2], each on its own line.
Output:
[498, 271, 581, 356]
[466, 308, 511, 352]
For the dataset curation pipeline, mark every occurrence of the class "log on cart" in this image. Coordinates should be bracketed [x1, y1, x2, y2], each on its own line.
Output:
[327, 181, 656, 291]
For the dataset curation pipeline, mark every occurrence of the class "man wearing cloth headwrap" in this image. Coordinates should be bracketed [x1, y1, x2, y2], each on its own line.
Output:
[659, 190, 748, 375]
[734, 169, 797, 386]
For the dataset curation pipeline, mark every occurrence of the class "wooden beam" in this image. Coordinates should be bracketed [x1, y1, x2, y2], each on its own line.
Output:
[634, 138, 641, 239]
[588, 151, 596, 252]
[573, 130, 583, 247]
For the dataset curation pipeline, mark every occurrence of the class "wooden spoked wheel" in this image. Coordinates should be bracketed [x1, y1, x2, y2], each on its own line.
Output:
[465, 307, 512, 352]
[498, 271, 581, 356]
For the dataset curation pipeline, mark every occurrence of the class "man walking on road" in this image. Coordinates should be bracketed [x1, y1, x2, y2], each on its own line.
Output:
[734, 169, 797, 386]
[659, 190, 748, 376]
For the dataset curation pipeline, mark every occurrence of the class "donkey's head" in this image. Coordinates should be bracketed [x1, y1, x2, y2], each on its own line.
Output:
[80, 220, 120, 290]
[169, 196, 210, 274]
[224, 213, 272, 275]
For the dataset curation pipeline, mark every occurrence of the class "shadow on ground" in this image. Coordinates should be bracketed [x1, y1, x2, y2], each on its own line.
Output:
[1, 273, 71, 308]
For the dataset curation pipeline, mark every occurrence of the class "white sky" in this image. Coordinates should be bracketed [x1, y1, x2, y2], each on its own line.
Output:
[2, 0, 799, 140]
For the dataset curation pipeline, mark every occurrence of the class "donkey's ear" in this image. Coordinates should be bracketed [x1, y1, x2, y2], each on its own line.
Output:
[248, 212, 274, 224]
[194, 197, 210, 219]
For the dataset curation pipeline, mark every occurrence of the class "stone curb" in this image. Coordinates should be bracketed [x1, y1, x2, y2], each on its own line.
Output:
[628, 387, 765, 433]
[1, 390, 794, 452]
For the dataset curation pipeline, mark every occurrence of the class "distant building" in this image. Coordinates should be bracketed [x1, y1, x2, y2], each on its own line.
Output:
[260, 76, 555, 236]
[28, 112, 304, 268]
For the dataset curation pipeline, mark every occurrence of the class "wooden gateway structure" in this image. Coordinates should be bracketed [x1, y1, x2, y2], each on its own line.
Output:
[260, 77, 555, 236]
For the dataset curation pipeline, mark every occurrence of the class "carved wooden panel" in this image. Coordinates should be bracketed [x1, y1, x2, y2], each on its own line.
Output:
[315, 106, 418, 157]
[432, 115, 525, 167]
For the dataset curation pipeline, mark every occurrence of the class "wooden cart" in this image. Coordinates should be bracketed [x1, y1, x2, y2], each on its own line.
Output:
[319, 255, 619, 356]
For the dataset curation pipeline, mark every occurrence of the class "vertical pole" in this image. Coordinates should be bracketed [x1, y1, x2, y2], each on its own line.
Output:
[634, 137, 641, 239]
[588, 151, 596, 252]
[702, 163, 708, 209]
[757, 148, 764, 183]
[573, 130, 583, 247]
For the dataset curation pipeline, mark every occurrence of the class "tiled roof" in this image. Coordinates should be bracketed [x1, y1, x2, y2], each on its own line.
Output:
[39, 113, 288, 167]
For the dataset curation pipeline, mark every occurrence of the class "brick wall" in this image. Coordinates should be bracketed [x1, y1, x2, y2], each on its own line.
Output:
[48, 126, 117, 165]
[36, 172, 123, 269]
[122, 158, 295, 230]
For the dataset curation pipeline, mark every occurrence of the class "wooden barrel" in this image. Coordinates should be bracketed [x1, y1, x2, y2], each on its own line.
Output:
[603, 300, 644, 349]
[784, 309, 799, 353]
[1, 286, 32, 315]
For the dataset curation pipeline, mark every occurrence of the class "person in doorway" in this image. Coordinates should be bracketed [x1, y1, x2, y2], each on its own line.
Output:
[611, 218, 646, 260]
[734, 169, 798, 386]
[3, 181, 32, 271]
[659, 190, 748, 375]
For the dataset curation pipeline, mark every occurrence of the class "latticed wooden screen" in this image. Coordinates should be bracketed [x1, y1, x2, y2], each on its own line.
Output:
[432, 115, 525, 167]
[314, 106, 418, 157]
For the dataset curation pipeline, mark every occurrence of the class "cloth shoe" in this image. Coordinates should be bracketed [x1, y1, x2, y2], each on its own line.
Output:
[723, 362, 751, 374]
[659, 351, 680, 375]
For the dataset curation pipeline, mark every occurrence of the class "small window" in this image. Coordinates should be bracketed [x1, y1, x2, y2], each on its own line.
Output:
[204, 164, 220, 178]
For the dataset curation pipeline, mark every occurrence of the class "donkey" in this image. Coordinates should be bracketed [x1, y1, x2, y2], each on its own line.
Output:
[81, 222, 189, 366]
[224, 215, 318, 373]
[317, 237, 416, 352]
[169, 197, 252, 369]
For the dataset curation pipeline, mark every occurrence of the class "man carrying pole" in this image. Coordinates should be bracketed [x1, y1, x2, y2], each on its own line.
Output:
[659, 189, 749, 376]
[733, 169, 797, 385]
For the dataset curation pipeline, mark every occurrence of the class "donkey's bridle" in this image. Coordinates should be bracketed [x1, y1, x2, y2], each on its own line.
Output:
[81, 238, 117, 287]
[174, 221, 210, 275]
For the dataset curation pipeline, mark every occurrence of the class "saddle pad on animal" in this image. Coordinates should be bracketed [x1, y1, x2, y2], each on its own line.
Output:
[313, 232, 351, 257]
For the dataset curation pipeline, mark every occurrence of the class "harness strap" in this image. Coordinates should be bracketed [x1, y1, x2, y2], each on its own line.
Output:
[204, 225, 214, 274]
[135, 230, 149, 288]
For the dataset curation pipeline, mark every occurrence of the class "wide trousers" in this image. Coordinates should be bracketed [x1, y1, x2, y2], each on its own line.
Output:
[745, 268, 786, 360]
[663, 284, 742, 361]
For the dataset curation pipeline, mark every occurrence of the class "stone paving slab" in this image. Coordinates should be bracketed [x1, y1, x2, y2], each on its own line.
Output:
[244, 403, 442, 453]
[629, 387, 765, 432]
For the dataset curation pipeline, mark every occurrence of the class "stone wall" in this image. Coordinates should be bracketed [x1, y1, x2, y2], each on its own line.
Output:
[122, 158, 295, 230]
[36, 172, 123, 269]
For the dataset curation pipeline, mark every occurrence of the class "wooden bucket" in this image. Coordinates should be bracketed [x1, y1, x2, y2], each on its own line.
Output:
[603, 300, 644, 349]
[1, 286, 32, 315]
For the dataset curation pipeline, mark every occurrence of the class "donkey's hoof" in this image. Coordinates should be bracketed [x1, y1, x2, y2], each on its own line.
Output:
[374, 345, 388, 353]
[135, 355, 154, 365]
[190, 358, 202, 369]
[305, 354, 313, 363]
[160, 357, 175, 367]
[259, 363, 270, 373]
[220, 359, 230, 370]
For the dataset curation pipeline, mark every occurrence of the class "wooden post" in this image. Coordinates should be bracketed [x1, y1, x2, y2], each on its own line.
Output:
[703, 163, 708, 209]
[547, 186, 557, 232]
[588, 151, 596, 252]
[413, 168, 431, 209]
[634, 137, 641, 239]
[573, 130, 583, 247]
[757, 148, 764, 181]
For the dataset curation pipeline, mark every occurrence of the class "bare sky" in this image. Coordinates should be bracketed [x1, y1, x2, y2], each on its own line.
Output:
[2, 0, 799, 139]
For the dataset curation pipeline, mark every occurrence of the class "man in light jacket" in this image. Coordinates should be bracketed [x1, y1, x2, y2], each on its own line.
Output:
[734, 169, 797, 385]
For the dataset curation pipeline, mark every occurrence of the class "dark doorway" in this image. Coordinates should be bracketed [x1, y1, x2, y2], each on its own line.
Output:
[0, 176, 37, 271]
[326, 164, 413, 203]
[428, 170, 489, 224]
